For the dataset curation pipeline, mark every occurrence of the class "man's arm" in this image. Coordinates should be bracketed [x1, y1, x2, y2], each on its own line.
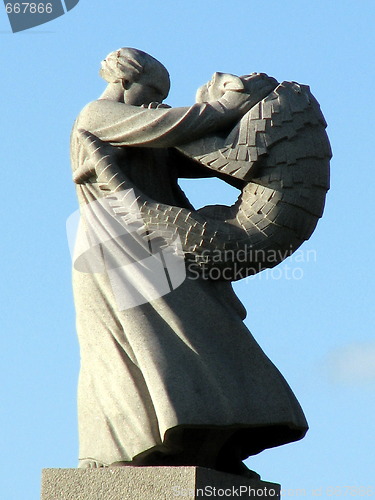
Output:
[76, 95, 254, 149]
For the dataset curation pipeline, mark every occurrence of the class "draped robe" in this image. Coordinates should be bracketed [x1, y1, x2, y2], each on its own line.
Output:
[70, 98, 308, 467]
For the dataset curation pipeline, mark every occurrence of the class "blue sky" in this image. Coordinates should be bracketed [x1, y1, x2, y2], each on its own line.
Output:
[1, 1, 374, 498]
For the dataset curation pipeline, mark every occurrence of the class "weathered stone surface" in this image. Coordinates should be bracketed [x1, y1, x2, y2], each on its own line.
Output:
[41, 466, 280, 500]
[70, 48, 313, 471]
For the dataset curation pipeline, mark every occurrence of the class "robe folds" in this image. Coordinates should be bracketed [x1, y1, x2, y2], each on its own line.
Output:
[71, 99, 308, 466]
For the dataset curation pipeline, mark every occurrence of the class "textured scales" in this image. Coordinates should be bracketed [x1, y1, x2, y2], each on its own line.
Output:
[75, 81, 331, 280]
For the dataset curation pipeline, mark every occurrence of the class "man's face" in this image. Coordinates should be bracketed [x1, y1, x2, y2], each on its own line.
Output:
[195, 71, 278, 104]
[196, 72, 237, 103]
[124, 72, 169, 106]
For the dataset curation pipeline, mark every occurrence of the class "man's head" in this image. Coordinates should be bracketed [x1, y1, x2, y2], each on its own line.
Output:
[100, 48, 170, 105]
[196, 72, 245, 103]
[196, 71, 278, 103]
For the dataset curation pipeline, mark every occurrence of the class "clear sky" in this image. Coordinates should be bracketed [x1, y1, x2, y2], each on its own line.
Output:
[1, 1, 374, 499]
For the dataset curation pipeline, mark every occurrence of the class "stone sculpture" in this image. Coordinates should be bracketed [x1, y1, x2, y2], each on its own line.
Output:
[70, 48, 330, 477]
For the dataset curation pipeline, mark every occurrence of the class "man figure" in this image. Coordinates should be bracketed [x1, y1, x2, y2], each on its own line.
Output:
[70, 48, 307, 476]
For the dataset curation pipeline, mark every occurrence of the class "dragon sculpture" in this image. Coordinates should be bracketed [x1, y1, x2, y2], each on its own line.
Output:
[74, 75, 331, 280]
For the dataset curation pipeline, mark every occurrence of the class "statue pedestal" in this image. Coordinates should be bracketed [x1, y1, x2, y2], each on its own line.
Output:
[41, 466, 280, 499]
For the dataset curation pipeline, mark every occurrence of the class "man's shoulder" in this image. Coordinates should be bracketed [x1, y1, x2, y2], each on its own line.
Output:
[76, 99, 136, 131]
[78, 99, 130, 118]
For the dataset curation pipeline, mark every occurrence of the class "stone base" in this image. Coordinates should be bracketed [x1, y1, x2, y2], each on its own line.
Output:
[41, 466, 280, 499]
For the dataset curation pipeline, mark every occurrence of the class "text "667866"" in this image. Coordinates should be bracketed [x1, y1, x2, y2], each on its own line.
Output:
[5, 3, 53, 14]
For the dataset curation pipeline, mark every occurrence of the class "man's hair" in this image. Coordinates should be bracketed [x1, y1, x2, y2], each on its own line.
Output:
[100, 48, 170, 96]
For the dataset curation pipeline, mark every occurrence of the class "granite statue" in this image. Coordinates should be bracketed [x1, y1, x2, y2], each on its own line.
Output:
[70, 48, 330, 477]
